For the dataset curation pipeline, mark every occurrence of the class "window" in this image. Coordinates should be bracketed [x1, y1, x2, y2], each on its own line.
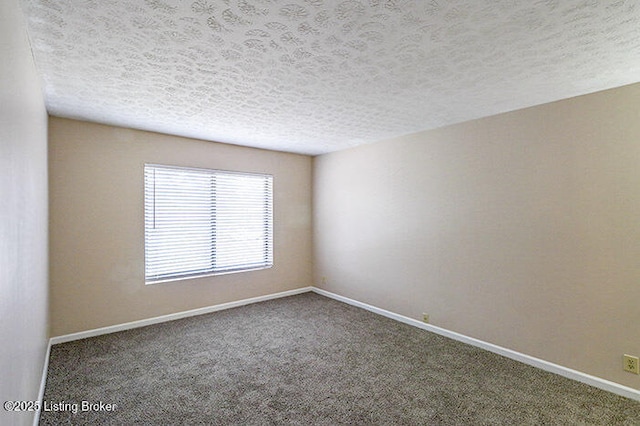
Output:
[144, 164, 273, 283]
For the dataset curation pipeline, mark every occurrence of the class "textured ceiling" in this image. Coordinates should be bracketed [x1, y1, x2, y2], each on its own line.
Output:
[21, 0, 640, 155]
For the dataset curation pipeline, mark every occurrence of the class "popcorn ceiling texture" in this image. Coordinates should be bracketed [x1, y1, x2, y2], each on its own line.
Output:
[21, 0, 640, 155]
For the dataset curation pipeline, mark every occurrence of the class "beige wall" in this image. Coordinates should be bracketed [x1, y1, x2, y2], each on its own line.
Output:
[0, 1, 49, 425]
[49, 117, 312, 336]
[314, 82, 640, 389]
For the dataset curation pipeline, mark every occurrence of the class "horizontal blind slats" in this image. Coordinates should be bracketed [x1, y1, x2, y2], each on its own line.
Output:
[144, 164, 273, 283]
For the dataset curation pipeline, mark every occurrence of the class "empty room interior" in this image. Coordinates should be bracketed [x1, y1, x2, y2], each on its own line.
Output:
[2, 0, 640, 424]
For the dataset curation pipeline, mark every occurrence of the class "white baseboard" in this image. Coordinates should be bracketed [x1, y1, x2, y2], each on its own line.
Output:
[311, 287, 640, 402]
[50, 287, 313, 345]
[40, 287, 312, 424]
[43, 285, 639, 403]
[34, 340, 51, 426]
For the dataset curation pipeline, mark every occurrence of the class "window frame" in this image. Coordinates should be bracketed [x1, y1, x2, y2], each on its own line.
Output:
[144, 163, 274, 284]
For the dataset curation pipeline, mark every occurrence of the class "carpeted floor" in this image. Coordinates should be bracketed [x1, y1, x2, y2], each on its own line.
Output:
[40, 292, 639, 425]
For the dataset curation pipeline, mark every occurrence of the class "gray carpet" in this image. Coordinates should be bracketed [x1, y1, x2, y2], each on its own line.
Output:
[40, 292, 640, 425]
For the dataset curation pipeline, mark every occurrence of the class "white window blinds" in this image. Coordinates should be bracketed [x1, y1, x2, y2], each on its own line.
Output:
[144, 164, 273, 283]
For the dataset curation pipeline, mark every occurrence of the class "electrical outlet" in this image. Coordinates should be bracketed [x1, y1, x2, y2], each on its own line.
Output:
[321, 276, 327, 285]
[422, 313, 429, 323]
[623, 354, 639, 374]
